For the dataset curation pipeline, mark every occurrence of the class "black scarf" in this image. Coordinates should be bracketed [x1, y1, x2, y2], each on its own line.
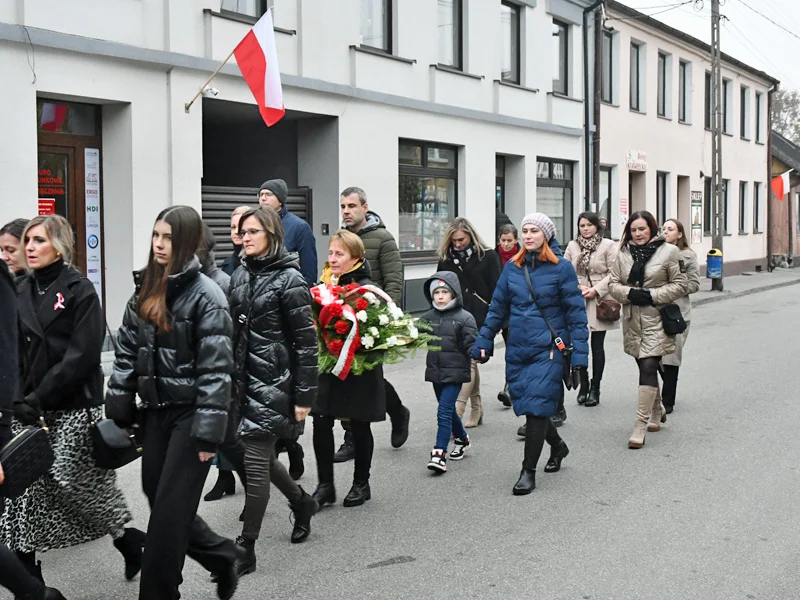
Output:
[447, 244, 475, 269]
[627, 239, 663, 287]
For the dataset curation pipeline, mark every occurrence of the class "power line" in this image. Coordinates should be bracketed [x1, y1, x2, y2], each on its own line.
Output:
[736, 0, 800, 42]
[604, 0, 698, 21]
[723, 18, 799, 88]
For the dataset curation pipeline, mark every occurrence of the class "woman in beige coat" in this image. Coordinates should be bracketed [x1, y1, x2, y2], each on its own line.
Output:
[660, 218, 701, 414]
[564, 212, 619, 407]
[609, 211, 688, 449]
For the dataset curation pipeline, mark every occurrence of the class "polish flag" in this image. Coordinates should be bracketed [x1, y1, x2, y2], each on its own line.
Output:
[40, 102, 68, 132]
[233, 10, 285, 127]
[771, 170, 793, 201]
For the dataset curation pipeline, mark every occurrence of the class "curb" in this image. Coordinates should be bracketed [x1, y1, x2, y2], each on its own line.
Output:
[693, 277, 800, 307]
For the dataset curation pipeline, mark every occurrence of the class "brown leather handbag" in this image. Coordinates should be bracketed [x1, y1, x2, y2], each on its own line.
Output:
[588, 273, 621, 322]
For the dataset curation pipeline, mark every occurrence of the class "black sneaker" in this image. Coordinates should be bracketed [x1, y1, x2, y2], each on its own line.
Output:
[449, 437, 470, 460]
[427, 449, 447, 473]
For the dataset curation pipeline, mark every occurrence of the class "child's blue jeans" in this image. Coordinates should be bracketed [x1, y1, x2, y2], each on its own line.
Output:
[433, 383, 468, 451]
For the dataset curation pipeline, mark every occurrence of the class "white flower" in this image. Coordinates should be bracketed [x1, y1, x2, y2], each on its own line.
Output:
[361, 335, 375, 349]
[363, 292, 379, 306]
[378, 314, 390, 325]
[386, 336, 398, 347]
[356, 310, 368, 323]
[408, 325, 419, 339]
[369, 327, 379, 337]
[388, 304, 404, 319]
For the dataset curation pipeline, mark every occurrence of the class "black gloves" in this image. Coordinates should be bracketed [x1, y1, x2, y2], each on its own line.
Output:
[14, 394, 41, 426]
[628, 288, 653, 306]
[568, 366, 586, 390]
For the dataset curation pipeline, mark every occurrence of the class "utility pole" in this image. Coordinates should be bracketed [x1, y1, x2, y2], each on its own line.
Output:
[711, 0, 724, 291]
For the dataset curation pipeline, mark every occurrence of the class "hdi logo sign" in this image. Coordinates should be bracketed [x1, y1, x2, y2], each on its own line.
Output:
[87, 205, 100, 212]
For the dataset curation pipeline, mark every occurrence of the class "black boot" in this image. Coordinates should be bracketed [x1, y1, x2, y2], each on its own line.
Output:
[214, 559, 239, 600]
[312, 482, 337, 507]
[286, 441, 305, 481]
[289, 487, 319, 544]
[204, 470, 235, 502]
[390, 405, 410, 449]
[544, 440, 570, 473]
[19, 588, 67, 600]
[342, 480, 371, 507]
[512, 469, 536, 495]
[551, 407, 566, 428]
[662, 365, 678, 414]
[333, 428, 355, 463]
[517, 424, 526, 437]
[234, 536, 256, 577]
[576, 368, 590, 405]
[585, 379, 601, 407]
[113, 527, 146, 581]
[497, 383, 512, 407]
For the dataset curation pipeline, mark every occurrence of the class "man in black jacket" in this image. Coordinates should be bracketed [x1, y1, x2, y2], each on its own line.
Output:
[221, 205, 251, 276]
[0, 261, 66, 599]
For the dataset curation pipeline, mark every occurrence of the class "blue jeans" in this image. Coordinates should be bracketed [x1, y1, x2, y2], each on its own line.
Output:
[433, 383, 467, 451]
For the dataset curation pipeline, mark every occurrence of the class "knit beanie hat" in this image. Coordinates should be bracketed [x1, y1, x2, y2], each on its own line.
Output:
[259, 179, 288, 206]
[520, 213, 556, 241]
[430, 279, 454, 297]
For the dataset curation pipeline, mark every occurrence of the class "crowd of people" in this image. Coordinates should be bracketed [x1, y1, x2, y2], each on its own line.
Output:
[0, 180, 700, 599]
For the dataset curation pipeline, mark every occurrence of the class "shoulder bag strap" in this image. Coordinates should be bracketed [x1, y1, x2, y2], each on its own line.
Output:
[522, 263, 565, 350]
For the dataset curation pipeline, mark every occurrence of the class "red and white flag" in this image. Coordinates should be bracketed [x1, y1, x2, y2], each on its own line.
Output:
[771, 169, 793, 200]
[233, 9, 285, 127]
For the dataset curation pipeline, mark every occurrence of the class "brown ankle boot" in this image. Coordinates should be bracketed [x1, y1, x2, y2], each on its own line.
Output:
[629, 386, 658, 448]
[464, 396, 483, 428]
[647, 387, 666, 432]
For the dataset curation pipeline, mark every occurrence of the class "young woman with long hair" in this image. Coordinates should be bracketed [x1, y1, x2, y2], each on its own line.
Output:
[106, 206, 238, 600]
[0, 218, 30, 277]
[564, 212, 619, 407]
[608, 211, 688, 449]
[437, 217, 502, 427]
[495, 223, 520, 407]
[660, 218, 700, 414]
[0, 215, 143, 590]
[472, 214, 589, 495]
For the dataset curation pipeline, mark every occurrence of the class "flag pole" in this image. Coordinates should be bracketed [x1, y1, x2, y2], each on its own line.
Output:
[184, 47, 237, 114]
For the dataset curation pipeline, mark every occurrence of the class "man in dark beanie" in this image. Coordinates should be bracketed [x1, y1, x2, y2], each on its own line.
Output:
[259, 178, 318, 287]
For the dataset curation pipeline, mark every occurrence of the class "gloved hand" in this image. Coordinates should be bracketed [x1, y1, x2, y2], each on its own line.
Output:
[627, 288, 653, 306]
[569, 366, 586, 390]
[471, 344, 492, 364]
[14, 394, 41, 426]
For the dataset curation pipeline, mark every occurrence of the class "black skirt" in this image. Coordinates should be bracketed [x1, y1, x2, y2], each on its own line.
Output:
[313, 365, 386, 423]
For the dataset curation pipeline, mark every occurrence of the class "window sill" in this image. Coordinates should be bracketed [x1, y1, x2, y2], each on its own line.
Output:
[495, 80, 539, 93]
[756, 140, 766, 146]
[401, 253, 440, 264]
[703, 231, 712, 236]
[741, 136, 751, 142]
[549, 92, 582, 103]
[601, 100, 619, 108]
[753, 230, 763, 234]
[657, 114, 672, 122]
[705, 127, 711, 132]
[351, 45, 416, 64]
[723, 233, 733, 237]
[678, 119, 692, 126]
[204, 9, 297, 34]
[431, 64, 484, 80]
[723, 131, 733, 137]
[630, 108, 646, 115]
[738, 231, 749, 235]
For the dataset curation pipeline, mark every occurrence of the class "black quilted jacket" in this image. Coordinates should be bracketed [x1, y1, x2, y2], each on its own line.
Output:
[105, 256, 234, 445]
[229, 250, 318, 440]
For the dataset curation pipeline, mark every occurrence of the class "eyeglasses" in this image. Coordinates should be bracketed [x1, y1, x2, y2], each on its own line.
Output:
[240, 229, 265, 238]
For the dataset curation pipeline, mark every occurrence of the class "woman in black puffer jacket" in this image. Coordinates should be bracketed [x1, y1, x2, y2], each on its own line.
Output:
[228, 207, 319, 575]
[106, 206, 238, 600]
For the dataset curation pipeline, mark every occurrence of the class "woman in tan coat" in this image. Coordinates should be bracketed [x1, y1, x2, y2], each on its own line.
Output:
[609, 211, 688, 449]
[660, 218, 701, 414]
[564, 212, 619, 407]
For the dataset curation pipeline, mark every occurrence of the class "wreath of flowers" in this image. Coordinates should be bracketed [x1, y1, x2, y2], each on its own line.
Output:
[311, 282, 437, 380]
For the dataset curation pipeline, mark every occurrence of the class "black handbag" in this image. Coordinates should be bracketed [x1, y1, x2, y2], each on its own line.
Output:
[0, 423, 54, 499]
[523, 265, 579, 390]
[659, 304, 687, 336]
[87, 410, 142, 470]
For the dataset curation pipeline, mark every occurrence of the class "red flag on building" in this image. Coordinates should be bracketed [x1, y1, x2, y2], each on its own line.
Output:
[771, 170, 792, 200]
[233, 9, 285, 127]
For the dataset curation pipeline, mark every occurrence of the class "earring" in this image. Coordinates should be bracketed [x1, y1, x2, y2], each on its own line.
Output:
[56, 252, 61, 257]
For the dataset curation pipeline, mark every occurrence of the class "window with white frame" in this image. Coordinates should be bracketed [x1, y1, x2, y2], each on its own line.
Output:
[553, 20, 569, 95]
[739, 181, 749, 233]
[755, 92, 764, 143]
[753, 182, 763, 232]
[501, 1, 521, 84]
[599, 166, 613, 226]
[220, 0, 267, 16]
[360, 0, 391, 52]
[678, 60, 691, 123]
[723, 178, 730, 233]
[438, 0, 462, 69]
[704, 176, 712, 234]
[723, 78, 732, 134]
[704, 71, 712, 129]
[602, 31, 614, 103]
[656, 172, 669, 223]
[740, 85, 751, 139]
[537, 159, 574, 243]
[630, 42, 642, 111]
[657, 52, 670, 118]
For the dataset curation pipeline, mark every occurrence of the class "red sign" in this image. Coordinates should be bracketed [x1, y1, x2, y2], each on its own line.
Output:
[38, 198, 56, 215]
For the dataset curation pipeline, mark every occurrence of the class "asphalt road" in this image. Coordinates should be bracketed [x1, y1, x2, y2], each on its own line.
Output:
[4, 286, 799, 600]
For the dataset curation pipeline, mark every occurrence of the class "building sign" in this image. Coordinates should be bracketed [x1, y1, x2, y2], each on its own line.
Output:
[620, 196, 629, 227]
[626, 150, 648, 172]
[38, 198, 56, 215]
[84, 148, 103, 303]
[690, 191, 703, 244]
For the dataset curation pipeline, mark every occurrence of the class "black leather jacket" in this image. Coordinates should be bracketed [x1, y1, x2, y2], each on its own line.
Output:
[105, 256, 234, 445]
[0, 262, 17, 446]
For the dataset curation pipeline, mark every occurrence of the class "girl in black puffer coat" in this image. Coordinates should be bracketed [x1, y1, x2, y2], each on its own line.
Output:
[106, 206, 238, 600]
[227, 208, 319, 574]
[420, 271, 477, 474]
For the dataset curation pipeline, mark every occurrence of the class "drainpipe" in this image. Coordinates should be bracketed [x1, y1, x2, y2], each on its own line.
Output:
[767, 85, 775, 271]
[583, 0, 604, 211]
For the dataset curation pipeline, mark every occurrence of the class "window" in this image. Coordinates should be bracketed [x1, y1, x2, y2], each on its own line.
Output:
[599, 166, 613, 226]
[704, 71, 712, 129]
[630, 42, 641, 111]
[220, 0, 266, 17]
[602, 31, 613, 103]
[438, 0, 462, 69]
[656, 172, 668, 224]
[360, 0, 391, 52]
[739, 181, 749, 233]
[755, 92, 764, 142]
[678, 60, 690, 123]
[723, 79, 732, 134]
[553, 20, 569, 95]
[657, 53, 667, 117]
[723, 178, 730, 233]
[704, 176, 712, 234]
[501, 1, 521, 84]
[398, 140, 458, 253]
[753, 182, 763, 232]
[740, 85, 751, 139]
[537, 159, 574, 243]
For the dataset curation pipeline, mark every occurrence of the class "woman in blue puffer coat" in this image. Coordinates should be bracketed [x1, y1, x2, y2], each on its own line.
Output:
[472, 213, 589, 496]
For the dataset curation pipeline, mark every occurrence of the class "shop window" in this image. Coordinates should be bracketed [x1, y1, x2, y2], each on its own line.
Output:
[361, 0, 391, 52]
[438, 0, 462, 69]
[537, 158, 574, 243]
[501, 1, 521, 84]
[398, 140, 458, 254]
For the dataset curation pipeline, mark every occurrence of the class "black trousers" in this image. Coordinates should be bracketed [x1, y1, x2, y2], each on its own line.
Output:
[315, 416, 374, 483]
[660, 365, 680, 406]
[340, 378, 403, 438]
[523, 416, 562, 471]
[0, 499, 43, 598]
[213, 404, 248, 484]
[139, 408, 236, 600]
[590, 331, 607, 382]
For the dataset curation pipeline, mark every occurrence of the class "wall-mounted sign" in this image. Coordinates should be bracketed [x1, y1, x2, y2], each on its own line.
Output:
[626, 150, 648, 172]
[690, 191, 703, 245]
[620, 196, 629, 227]
[84, 148, 103, 304]
[38, 198, 56, 215]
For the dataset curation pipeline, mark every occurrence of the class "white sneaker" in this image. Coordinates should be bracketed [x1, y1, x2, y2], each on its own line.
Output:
[427, 449, 447, 473]
[450, 436, 471, 460]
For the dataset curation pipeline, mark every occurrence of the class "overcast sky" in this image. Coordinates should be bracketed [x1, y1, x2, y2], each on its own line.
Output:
[616, 0, 799, 90]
